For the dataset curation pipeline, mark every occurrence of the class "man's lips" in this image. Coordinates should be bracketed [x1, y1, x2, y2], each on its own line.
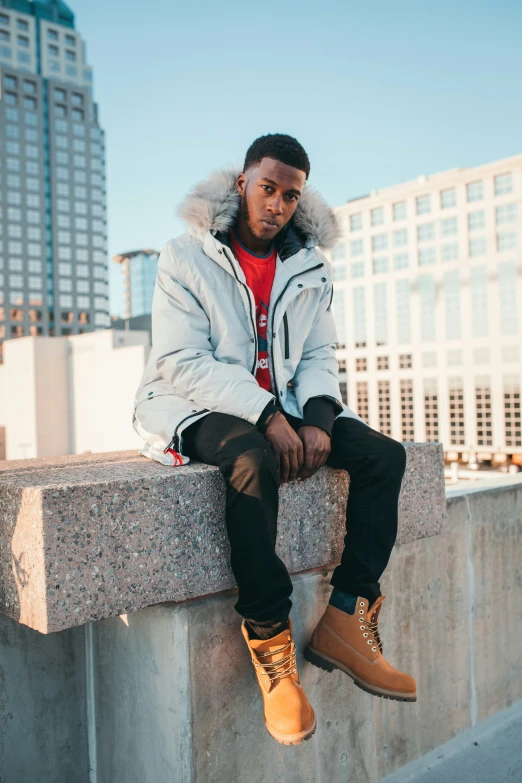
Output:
[260, 219, 279, 228]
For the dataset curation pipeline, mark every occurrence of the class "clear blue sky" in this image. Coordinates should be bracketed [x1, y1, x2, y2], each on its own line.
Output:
[70, 0, 522, 316]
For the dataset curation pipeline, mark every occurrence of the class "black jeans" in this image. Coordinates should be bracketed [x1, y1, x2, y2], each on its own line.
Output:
[182, 409, 407, 626]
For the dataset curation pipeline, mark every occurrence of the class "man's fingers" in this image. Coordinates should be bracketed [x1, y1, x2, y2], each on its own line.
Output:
[280, 451, 290, 483]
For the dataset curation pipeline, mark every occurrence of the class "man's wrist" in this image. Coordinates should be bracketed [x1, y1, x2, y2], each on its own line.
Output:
[256, 401, 280, 434]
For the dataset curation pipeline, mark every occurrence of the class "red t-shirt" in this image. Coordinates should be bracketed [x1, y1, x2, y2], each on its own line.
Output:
[230, 231, 276, 392]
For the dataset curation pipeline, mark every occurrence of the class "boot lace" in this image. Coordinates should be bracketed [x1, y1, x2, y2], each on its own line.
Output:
[367, 615, 383, 653]
[253, 641, 297, 683]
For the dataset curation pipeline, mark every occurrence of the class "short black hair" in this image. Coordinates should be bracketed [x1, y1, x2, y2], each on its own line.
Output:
[244, 133, 310, 179]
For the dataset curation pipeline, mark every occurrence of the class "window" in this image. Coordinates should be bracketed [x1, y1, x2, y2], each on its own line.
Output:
[466, 181, 483, 202]
[65, 49, 76, 61]
[57, 182, 70, 197]
[400, 380, 415, 442]
[77, 264, 89, 277]
[496, 203, 517, 225]
[75, 218, 88, 231]
[5, 91, 17, 105]
[73, 123, 85, 137]
[6, 140, 20, 155]
[498, 262, 519, 335]
[416, 195, 431, 215]
[49, 61, 60, 72]
[475, 377, 493, 446]
[396, 279, 411, 343]
[440, 188, 457, 209]
[372, 257, 389, 274]
[73, 138, 86, 152]
[59, 278, 72, 292]
[494, 173, 513, 196]
[371, 207, 384, 227]
[23, 79, 36, 94]
[55, 119, 67, 134]
[356, 357, 367, 372]
[0, 29, 9, 42]
[372, 233, 388, 252]
[25, 143, 38, 158]
[28, 260, 41, 272]
[333, 265, 346, 281]
[448, 378, 465, 446]
[75, 202, 87, 215]
[393, 201, 407, 221]
[441, 242, 459, 262]
[55, 135, 68, 149]
[399, 353, 412, 369]
[470, 266, 488, 338]
[8, 191, 22, 206]
[423, 378, 439, 442]
[378, 380, 392, 436]
[447, 349, 463, 366]
[71, 92, 83, 107]
[5, 108, 19, 121]
[419, 247, 436, 266]
[377, 355, 389, 370]
[48, 29, 58, 41]
[469, 236, 486, 257]
[9, 258, 23, 271]
[440, 217, 458, 237]
[76, 232, 88, 246]
[350, 239, 363, 257]
[73, 153, 86, 168]
[74, 170, 87, 184]
[503, 375, 521, 447]
[332, 243, 345, 261]
[55, 104, 66, 118]
[17, 35, 28, 48]
[58, 246, 71, 260]
[373, 282, 388, 346]
[6, 124, 17, 138]
[24, 111, 37, 126]
[419, 274, 436, 341]
[18, 51, 30, 64]
[353, 286, 366, 347]
[468, 210, 485, 232]
[65, 34, 75, 46]
[58, 230, 71, 244]
[497, 231, 518, 251]
[356, 382, 369, 422]
[24, 127, 38, 142]
[48, 44, 58, 56]
[332, 291, 346, 346]
[59, 295, 73, 307]
[393, 228, 408, 247]
[26, 194, 40, 207]
[444, 270, 461, 340]
[351, 261, 364, 278]
[7, 174, 20, 189]
[17, 18, 28, 31]
[350, 214, 362, 231]
[417, 222, 435, 243]
[23, 96, 36, 110]
[0, 12, 9, 25]
[9, 273, 23, 288]
[57, 166, 69, 181]
[394, 253, 409, 270]
[72, 108, 83, 121]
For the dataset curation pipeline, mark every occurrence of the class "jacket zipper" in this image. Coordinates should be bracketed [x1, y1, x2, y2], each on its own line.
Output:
[269, 263, 324, 403]
[221, 246, 258, 375]
[283, 312, 290, 360]
[164, 409, 209, 455]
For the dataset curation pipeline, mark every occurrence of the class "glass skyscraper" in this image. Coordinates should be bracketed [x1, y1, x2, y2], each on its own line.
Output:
[113, 249, 159, 320]
[0, 0, 109, 362]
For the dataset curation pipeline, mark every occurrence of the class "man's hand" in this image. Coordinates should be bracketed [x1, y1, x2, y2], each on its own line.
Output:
[296, 426, 331, 480]
[265, 411, 304, 483]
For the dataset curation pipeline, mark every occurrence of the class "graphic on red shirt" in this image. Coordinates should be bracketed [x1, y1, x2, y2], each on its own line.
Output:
[230, 231, 276, 392]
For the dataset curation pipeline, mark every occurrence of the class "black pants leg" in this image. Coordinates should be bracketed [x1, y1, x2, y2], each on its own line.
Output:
[182, 413, 293, 626]
[182, 410, 407, 624]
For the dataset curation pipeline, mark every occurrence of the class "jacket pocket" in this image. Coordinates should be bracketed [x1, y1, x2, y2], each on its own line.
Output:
[283, 312, 290, 360]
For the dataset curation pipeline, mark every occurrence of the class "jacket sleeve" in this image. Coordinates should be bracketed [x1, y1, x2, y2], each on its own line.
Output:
[152, 243, 276, 425]
[292, 279, 344, 417]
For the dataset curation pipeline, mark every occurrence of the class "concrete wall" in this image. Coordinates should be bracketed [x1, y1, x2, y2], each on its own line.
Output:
[0, 480, 520, 783]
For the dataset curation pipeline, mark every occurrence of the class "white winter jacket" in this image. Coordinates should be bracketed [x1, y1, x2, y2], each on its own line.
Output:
[133, 168, 367, 465]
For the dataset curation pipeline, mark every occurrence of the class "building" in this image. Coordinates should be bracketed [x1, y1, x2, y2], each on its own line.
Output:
[0, 329, 150, 459]
[0, 0, 109, 365]
[113, 249, 159, 320]
[329, 153, 522, 466]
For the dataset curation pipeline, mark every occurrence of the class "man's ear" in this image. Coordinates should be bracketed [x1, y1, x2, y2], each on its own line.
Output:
[236, 172, 246, 196]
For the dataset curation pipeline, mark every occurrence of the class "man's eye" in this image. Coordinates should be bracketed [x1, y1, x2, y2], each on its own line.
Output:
[262, 185, 273, 192]
[286, 194, 297, 202]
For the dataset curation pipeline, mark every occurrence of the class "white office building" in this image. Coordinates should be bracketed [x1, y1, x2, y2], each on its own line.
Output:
[328, 154, 522, 466]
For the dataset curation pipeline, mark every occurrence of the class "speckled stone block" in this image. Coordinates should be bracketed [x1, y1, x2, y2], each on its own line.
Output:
[0, 443, 445, 633]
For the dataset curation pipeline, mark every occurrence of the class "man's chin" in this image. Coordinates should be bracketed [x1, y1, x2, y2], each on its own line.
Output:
[253, 221, 281, 241]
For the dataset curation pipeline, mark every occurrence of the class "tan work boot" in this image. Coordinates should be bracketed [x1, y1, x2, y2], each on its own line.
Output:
[242, 618, 316, 745]
[304, 596, 417, 702]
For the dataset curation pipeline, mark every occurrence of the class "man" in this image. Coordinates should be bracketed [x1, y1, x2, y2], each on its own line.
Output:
[133, 133, 416, 746]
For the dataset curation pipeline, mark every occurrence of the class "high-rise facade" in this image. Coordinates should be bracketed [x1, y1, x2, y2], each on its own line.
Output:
[0, 0, 109, 363]
[113, 249, 159, 320]
[329, 154, 522, 465]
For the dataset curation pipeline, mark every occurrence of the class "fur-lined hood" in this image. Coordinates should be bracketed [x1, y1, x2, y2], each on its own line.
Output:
[178, 167, 341, 251]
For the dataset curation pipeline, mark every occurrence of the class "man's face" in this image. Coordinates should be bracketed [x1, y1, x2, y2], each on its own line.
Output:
[236, 157, 306, 243]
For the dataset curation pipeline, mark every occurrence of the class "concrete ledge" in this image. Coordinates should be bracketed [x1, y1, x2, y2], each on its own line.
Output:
[0, 443, 445, 634]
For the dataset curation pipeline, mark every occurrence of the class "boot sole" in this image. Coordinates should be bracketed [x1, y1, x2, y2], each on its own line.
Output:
[304, 645, 417, 703]
[264, 710, 317, 746]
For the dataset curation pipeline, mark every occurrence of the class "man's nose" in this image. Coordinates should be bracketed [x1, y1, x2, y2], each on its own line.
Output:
[267, 195, 284, 215]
